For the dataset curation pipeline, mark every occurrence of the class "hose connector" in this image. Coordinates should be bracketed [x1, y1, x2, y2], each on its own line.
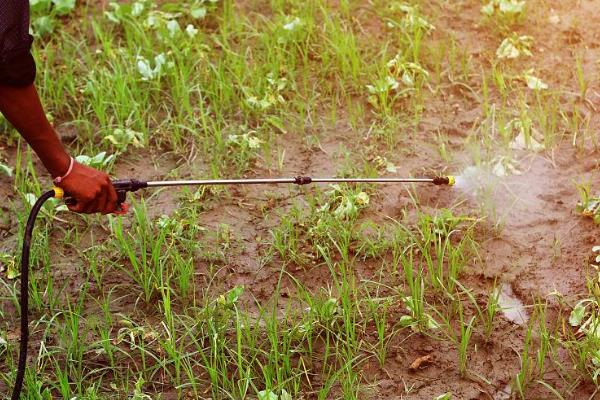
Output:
[53, 187, 65, 199]
[294, 176, 312, 185]
[432, 175, 455, 186]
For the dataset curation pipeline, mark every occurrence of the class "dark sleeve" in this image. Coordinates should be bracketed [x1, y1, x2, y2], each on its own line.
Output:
[0, 0, 36, 87]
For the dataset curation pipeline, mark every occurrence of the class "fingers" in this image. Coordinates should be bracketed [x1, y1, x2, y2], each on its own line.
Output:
[64, 184, 104, 214]
[95, 186, 109, 215]
[82, 188, 101, 214]
[105, 180, 118, 214]
[67, 199, 86, 213]
[59, 162, 126, 215]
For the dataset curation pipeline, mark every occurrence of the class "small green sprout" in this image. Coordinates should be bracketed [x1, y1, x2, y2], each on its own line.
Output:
[319, 184, 370, 220]
[575, 182, 600, 224]
[481, 0, 525, 17]
[496, 34, 533, 59]
[399, 296, 439, 330]
[366, 76, 399, 96]
[371, 155, 397, 173]
[104, 128, 145, 151]
[244, 73, 289, 113]
[136, 53, 173, 81]
[387, 55, 430, 87]
[366, 55, 428, 110]
[387, 2, 435, 33]
[216, 286, 244, 307]
[0, 253, 18, 280]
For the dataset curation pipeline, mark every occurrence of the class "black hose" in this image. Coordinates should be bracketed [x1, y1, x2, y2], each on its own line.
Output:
[11, 190, 56, 400]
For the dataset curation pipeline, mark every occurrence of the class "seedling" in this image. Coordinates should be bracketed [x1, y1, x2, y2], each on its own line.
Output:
[496, 34, 533, 60]
[575, 182, 600, 224]
[386, 3, 435, 34]
[481, 0, 526, 26]
[366, 55, 429, 113]
[458, 311, 475, 377]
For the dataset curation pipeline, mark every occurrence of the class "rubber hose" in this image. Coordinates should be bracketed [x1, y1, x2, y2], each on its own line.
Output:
[11, 190, 56, 400]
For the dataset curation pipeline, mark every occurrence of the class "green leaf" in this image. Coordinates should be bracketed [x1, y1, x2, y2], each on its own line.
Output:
[30, 0, 52, 13]
[191, 7, 207, 19]
[426, 314, 440, 329]
[226, 286, 244, 304]
[496, 35, 533, 60]
[0, 253, 18, 280]
[523, 70, 548, 90]
[265, 115, 287, 134]
[355, 192, 370, 206]
[399, 315, 415, 327]
[217, 286, 245, 306]
[280, 389, 292, 400]
[0, 162, 13, 177]
[435, 393, 452, 400]
[570, 301, 587, 326]
[32, 16, 55, 37]
[258, 390, 278, 400]
[52, 0, 76, 15]
[24, 193, 37, 207]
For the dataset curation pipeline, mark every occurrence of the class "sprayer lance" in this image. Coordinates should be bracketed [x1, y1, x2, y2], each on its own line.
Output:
[108, 175, 454, 205]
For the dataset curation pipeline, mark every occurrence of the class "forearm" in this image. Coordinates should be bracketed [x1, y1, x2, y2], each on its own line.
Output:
[0, 83, 70, 177]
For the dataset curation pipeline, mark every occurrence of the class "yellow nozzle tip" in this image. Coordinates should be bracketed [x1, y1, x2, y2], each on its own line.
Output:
[447, 176, 456, 186]
[53, 187, 64, 199]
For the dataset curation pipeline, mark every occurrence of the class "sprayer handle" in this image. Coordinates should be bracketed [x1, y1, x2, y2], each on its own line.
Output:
[63, 191, 128, 213]
[62, 178, 147, 213]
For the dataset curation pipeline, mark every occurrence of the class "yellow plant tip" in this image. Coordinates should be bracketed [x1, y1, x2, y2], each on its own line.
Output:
[53, 187, 64, 199]
[447, 175, 456, 186]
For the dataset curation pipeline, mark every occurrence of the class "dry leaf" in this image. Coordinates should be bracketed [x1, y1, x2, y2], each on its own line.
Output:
[409, 354, 433, 371]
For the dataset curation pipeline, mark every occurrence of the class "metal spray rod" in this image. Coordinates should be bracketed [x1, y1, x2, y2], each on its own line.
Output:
[63, 175, 455, 207]
[107, 175, 456, 206]
[145, 176, 453, 187]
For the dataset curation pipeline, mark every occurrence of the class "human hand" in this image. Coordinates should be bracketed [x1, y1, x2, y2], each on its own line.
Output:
[57, 162, 119, 214]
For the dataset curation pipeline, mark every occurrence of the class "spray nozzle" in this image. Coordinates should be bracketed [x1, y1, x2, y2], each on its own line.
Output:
[432, 176, 455, 186]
